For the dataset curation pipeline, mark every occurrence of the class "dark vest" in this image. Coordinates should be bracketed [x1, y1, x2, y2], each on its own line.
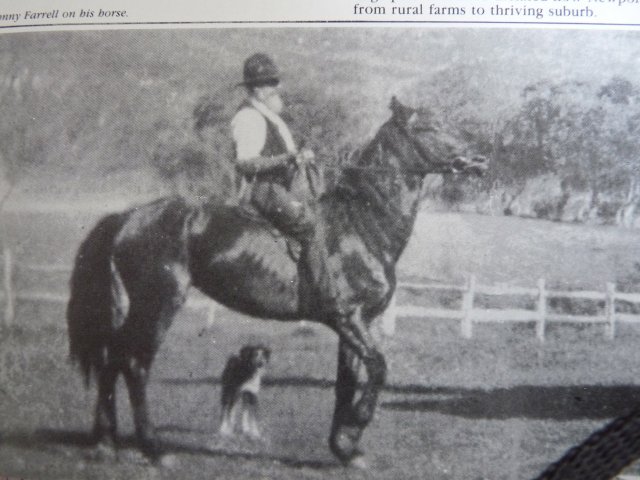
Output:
[237, 101, 290, 186]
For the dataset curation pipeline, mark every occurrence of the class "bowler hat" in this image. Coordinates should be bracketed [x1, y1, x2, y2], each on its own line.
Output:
[240, 53, 280, 88]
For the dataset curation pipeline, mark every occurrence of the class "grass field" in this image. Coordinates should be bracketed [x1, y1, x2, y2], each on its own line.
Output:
[6, 209, 640, 289]
[3, 305, 640, 480]
[6, 27, 640, 479]
[3, 211, 640, 479]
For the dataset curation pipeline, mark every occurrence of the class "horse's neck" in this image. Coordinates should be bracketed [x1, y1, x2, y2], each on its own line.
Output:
[329, 128, 424, 264]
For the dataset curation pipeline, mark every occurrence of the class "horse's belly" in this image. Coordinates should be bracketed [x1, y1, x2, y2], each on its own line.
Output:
[206, 268, 301, 320]
[192, 231, 302, 320]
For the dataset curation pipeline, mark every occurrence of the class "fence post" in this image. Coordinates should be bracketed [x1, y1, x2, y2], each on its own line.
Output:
[381, 291, 397, 336]
[605, 282, 616, 339]
[3, 246, 14, 326]
[461, 274, 476, 339]
[536, 278, 547, 342]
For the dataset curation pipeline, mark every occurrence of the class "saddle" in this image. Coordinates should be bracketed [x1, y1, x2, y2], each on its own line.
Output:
[233, 161, 325, 263]
[235, 202, 302, 262]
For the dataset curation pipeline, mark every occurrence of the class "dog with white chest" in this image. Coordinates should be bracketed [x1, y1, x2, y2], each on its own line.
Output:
[219, 344, 270, 438]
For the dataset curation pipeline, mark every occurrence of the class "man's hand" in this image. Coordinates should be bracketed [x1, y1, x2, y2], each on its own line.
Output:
[237, 153, 295, 176]
[294, 148, 315, 167]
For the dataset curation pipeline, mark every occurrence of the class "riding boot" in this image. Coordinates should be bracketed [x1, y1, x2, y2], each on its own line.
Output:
[298, 224, 343, 317]
[274, 203, 342, 316]
[251, 181, 343, 316]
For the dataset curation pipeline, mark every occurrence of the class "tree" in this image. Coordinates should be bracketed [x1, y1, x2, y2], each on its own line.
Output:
[597, 77, 640, 226]
[502, 77, 640, 224]
[0, 50, 49, 209]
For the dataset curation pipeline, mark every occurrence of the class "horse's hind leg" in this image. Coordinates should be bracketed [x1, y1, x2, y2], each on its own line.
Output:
[122, 350, 157, 458]
[120, 272, 189, 460]
[93, 360, 119, 448]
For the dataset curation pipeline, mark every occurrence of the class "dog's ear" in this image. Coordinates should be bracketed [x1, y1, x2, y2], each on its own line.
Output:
[239, 346, 253, 362]
[263, 346, 271, 362]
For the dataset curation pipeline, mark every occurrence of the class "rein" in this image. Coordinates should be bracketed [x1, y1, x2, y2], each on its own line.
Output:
[313, 140, 449, 179]
[321, 164, 427, 177]
[310, 124, 457, 178]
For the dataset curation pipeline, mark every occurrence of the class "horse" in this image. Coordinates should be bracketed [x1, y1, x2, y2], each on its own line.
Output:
[66, 96, 487, 467]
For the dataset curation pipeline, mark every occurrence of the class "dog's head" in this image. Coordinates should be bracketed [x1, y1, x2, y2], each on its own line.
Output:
[239, 344, 271, 369]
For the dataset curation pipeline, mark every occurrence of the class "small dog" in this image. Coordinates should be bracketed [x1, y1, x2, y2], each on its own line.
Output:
[219, 344, 270, 438]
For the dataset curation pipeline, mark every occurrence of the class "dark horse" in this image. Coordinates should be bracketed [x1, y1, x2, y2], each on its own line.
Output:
[67, 97, 486, 467]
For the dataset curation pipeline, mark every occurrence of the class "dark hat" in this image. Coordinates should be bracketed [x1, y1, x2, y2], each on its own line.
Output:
[240, 53, 280, 88]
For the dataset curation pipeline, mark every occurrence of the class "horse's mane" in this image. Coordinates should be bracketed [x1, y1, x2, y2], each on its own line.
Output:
[331, 117, 423, 199]
[324, 119, 422, 261]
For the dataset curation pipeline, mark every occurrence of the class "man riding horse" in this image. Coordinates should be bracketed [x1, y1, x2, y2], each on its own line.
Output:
[231, 52, 339, 315]
[67, 56, 488, 465]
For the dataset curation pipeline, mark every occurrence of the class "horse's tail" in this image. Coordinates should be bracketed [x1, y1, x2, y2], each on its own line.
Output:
[67, 212, 127, 387]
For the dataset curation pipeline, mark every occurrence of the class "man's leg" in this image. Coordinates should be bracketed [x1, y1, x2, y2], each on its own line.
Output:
[251, 182, 339, 313]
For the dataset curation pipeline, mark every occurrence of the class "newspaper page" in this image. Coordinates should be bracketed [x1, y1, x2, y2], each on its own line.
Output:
[1, 1, 640, 479]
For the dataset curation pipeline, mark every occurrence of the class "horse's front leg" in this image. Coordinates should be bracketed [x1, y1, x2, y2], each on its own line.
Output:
[329, 339, 362, 462]
[329, 307, 387, 467]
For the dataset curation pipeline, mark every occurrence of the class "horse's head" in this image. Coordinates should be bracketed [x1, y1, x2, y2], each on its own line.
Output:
[388, 96, 488, 177]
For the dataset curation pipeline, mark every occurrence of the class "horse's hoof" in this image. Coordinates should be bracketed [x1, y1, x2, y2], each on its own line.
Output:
[348, 454, 368, 470]
[160, 454, 178, 469]
[88, 441, 117, 462]
[330, 427, 365, 466]
[140, 439, 163, 463]
[332, 431, 356, 459]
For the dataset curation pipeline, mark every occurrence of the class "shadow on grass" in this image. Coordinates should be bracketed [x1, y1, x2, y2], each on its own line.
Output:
[156, 424, 213, 435]
[380, 384, 640, 421]
[162, 375, 335, 389]
[0, 428, 336, 470]
[162, 375, 640, 420]
[161, 375, 458, 394]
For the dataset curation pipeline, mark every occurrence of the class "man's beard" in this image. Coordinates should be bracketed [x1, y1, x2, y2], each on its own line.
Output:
[264, 93, 284, 114]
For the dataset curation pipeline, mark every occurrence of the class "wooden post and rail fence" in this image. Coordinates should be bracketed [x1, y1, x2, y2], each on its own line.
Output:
[381, 276, 638, 340]
[3, 246, 640, 340]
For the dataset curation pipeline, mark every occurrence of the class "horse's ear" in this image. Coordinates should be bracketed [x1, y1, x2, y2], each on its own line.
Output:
[389, 95, 400, 112]
[389, 96, 416, 126]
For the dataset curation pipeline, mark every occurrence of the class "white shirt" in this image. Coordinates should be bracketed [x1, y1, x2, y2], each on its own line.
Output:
[231, 98, 297, 161]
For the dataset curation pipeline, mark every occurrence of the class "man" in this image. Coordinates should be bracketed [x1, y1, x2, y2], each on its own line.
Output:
[231, 53, 338, 313]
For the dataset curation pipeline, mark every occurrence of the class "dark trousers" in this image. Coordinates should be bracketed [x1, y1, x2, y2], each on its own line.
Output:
[251, 181, 340, 314]
[251, 181, 315, 240]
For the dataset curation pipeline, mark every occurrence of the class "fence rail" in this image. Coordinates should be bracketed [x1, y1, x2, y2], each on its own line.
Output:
[3, 248, 640, 340]
[380, 275, 640, 340]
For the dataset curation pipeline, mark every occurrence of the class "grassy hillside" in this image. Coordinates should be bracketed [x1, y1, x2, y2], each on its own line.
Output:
[3, 28, 640, 200]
